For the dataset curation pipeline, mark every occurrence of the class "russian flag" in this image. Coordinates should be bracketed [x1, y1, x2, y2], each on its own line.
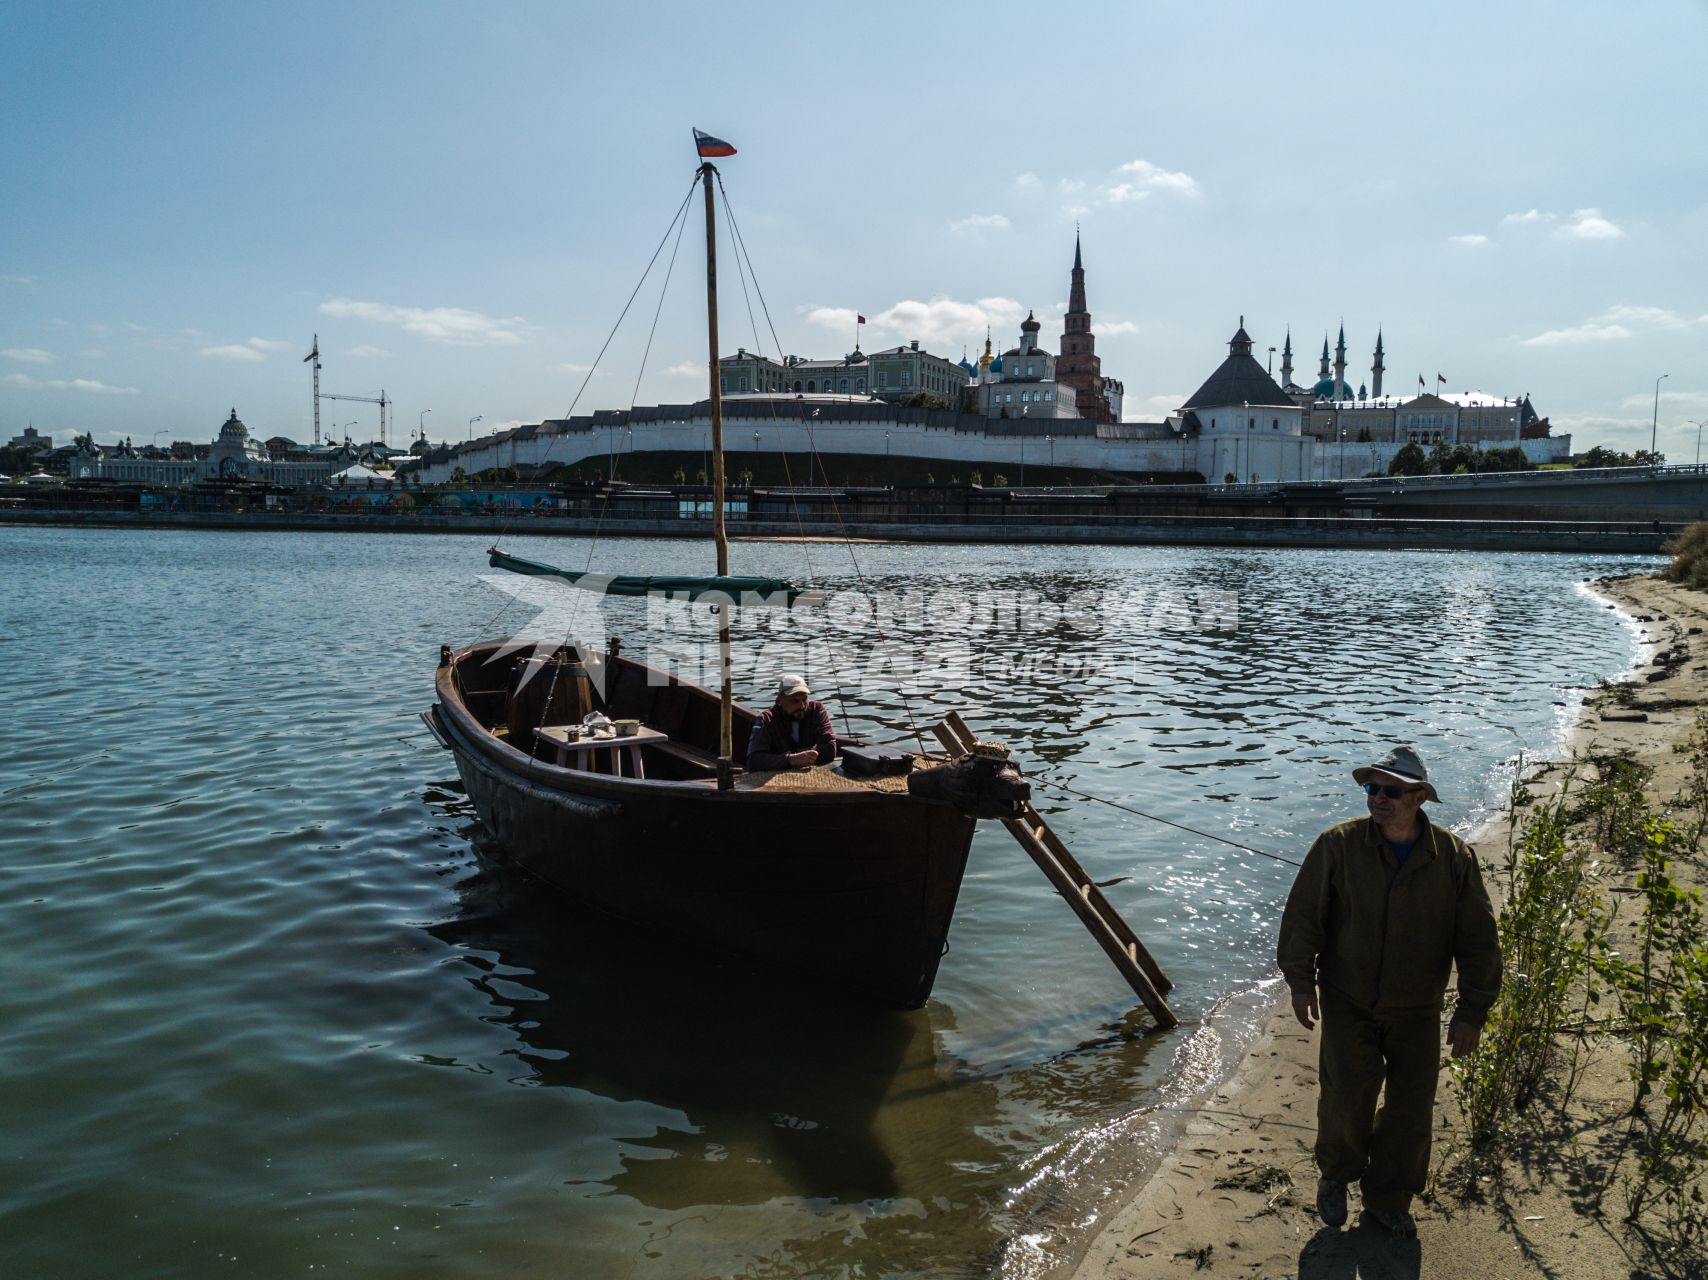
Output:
[694, 128, 737, 158]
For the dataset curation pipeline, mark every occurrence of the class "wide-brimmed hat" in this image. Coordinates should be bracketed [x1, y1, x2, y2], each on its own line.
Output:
[1353, 744, 1440, 803]
[777, 673, 810, 698]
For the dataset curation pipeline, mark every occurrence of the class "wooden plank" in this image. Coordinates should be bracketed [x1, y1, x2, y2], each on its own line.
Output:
[931, 721, 965, 756]
[941, 708, 1176, 1024]
[1020, 800, 1174, 996]
[1001, 813, 1177, 1028]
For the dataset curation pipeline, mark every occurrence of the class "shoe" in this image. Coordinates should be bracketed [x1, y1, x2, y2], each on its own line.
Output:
[1369, 1205, 1417, 1238]
[1315, 1178, 1348, 1227]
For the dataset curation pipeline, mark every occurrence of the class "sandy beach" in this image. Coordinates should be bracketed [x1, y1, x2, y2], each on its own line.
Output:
[1066, 570, 1707, 1280]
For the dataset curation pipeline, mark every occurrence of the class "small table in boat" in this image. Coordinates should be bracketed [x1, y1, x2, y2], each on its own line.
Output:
[536, 725, 668, 778]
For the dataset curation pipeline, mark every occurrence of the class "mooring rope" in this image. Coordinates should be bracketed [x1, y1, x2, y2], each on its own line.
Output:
[1031, 777, 1303, 868]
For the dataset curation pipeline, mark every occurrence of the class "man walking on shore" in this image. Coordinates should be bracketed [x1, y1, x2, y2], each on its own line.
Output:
[1277, 745, 1502, 1237]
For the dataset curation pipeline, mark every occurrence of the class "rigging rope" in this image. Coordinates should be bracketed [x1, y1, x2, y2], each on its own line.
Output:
[715, 172, 929, 753]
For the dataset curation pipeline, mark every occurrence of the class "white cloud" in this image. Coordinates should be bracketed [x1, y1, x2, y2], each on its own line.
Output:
[1447, 234, 1490, 248]
[662, 361, 705, 377]
[1521, 321, 1632, 347]
[1558, 208, 1624, 240]
[1522, 304, 1704, 346]
[348, 345, 390, 358]
[549, 361, 596, 374]
[1107, 158, 1201, 202]
[873, 296, 1025, 348]
[1501, 209, 1553, 226]
[246, 337, 292, 352]
[1014, 172, 1041, 190]
[1093, 320, 1138, 337]
[86, 322, 111, 335]
[803, 306, 860, 333]
[1, 348, 54, 364]
[201, 343, 266, 362]
[5, 372, 138, 395]
[1621, 388, 1708, 411]
[950, 213, 1011, 234]
[1143, 392, 1186, 408]
[0, 274, 36, 286]
[319, 297, 526, 345]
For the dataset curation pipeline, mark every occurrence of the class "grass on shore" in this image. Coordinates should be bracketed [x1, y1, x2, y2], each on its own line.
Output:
[1438, 735, 1708, 1270]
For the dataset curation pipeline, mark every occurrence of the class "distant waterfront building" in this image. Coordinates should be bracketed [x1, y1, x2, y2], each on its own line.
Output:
[73, 410, 351, 485]
[718, 339, 965, 403]
[1178, 322, 1308, 482]
[972, 312, 1080, 419]
[9, 426, 51, 451]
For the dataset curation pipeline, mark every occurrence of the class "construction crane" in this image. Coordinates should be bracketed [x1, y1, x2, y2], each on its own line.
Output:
[319, 389, 390, 447]
[305, 334, 391, 446]
[303, 335, 321, 444]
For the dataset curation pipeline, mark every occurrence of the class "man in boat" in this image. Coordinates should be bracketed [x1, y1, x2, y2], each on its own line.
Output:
[745, 674, 837, 770]
[1276, 744, 1502, 1239]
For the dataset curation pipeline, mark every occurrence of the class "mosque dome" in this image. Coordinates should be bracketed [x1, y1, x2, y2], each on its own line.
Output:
[1311, 376, 1342, 400]
[218, 409, 250, 441]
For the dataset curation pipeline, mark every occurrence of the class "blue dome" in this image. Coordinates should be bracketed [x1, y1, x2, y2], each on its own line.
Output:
[958, 357, 975, 372]
[1311, 376, 1343, 400]
[990, 355, 1003, 372]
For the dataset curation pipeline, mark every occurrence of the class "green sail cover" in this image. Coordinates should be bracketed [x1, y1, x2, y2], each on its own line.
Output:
[488, 549, 815, 604]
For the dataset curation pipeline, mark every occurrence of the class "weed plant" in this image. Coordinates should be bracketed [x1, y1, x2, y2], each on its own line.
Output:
[1449, 749, 1708, 1248]
[1663, 522, 1708, 590]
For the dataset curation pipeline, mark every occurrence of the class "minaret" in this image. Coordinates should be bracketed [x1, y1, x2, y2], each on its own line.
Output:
[1318, 335, 1331, 380]
[1333, 324, 1348, 402]
[1280, 328, 1294, 388]
[1371, 329, 1385, 399]
[1056, 231, 1114, 423]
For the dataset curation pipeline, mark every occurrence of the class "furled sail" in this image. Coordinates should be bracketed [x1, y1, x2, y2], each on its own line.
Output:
[487, 549, 819, 605]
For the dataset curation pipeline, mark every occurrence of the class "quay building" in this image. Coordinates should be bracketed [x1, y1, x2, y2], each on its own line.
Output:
[69, 410, 370, 486]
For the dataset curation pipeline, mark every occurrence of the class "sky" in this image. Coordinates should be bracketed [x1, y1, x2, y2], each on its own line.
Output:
[3, 1, 1706, 458]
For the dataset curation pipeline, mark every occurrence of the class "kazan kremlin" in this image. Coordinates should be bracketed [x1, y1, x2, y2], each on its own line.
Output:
[75, 236, 1568, 490]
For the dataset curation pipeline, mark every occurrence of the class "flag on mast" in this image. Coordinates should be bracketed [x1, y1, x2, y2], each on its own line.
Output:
[693, 129, 737, 158]
[857, 314, 867, 325]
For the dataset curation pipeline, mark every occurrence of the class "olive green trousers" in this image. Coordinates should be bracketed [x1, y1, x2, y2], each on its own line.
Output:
[1315, 991, 1442, 1213]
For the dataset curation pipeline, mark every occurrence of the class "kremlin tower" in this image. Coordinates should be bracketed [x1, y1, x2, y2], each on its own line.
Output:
[1055, 234, 1118, 424]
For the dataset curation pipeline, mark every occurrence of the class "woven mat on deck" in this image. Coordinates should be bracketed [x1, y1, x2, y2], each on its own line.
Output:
[735, 763, 914, 794]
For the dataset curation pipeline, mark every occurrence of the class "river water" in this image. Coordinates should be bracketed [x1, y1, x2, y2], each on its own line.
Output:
[0, 526, 1654, 1279]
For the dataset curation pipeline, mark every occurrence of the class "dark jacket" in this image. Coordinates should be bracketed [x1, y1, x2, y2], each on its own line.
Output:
[1277, 815, 1502, 1025]
[745, 701, 837, 770]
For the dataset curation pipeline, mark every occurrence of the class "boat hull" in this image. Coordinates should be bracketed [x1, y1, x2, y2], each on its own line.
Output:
[430, 657, 978, 1008]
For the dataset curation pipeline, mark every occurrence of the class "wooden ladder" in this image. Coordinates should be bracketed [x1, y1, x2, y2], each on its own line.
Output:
[934, 710, 1178, 1029]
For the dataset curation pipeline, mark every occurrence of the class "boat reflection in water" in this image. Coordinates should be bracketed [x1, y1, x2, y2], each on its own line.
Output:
[421, 786, 1194, 1277]
[424, 812, 1003, 1211]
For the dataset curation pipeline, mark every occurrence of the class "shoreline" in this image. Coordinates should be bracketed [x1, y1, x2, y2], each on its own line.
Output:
[1062, 569, 1703, 1278]
[0, 509, 1672, 553]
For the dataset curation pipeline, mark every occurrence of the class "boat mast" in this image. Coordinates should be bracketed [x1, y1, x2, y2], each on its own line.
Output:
[701, 159, 736, 790]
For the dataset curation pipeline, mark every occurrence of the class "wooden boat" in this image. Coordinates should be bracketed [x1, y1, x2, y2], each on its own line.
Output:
[424, 642, 977, 1007]
[424, 133, 983, 1007]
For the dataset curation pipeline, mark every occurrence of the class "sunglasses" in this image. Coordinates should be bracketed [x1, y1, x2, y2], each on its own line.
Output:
[1363, 782, 1419, 799]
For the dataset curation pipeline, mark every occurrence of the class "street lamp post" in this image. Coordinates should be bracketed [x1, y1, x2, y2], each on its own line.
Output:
[1652, 373, 1669, 459]
[419, 409, 431, 440]
[1691, 420, 1708, 468]
[467, 414, 481, 441]
[1046, 433, 1054, 469]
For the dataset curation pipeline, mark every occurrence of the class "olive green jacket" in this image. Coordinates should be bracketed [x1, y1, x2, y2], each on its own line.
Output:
[1277, 815, 1502, 1025]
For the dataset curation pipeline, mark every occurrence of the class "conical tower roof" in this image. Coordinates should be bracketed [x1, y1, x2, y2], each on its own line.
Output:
[1181, 325, 1294, 410]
